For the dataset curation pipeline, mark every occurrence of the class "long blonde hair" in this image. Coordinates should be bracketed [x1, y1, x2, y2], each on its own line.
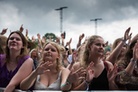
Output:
[81, 35, 103, 67]
[41, 41, 62, 71]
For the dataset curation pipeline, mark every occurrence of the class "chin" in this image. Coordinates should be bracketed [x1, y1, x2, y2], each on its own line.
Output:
[9, 48, 17, 50]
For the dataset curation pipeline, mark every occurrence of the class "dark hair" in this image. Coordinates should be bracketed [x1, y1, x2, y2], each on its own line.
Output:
[5, 31, 28, 63]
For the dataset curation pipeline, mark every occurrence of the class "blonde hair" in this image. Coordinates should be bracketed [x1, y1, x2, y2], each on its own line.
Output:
[41, 41, 62, 71]
[81, 35, 103, 67]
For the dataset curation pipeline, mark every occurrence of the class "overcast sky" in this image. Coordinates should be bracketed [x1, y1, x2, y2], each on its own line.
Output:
[0, 0, 138, 48]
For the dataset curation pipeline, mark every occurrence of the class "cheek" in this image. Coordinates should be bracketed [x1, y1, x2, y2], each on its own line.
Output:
[20, 42, 24, 48]
[7, 41, 10, 47]
[56, 54, 60, 59]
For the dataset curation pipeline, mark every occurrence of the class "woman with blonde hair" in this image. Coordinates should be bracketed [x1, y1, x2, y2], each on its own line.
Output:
[69, 35, 118, 90]
[20, 41, 71, 90]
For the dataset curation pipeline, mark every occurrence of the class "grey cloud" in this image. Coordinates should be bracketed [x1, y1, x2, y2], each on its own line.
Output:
[1, 0, 138, 35]
[1, 0, 138, 24]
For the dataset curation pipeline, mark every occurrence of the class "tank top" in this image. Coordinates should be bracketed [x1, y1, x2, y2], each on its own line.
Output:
[88, 68, 109, 90]
[0, 54, 30, 88]
[34, 71, 62, 90]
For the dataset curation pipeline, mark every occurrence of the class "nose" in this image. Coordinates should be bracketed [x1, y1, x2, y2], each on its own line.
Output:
[12, 38, 17, 41]
[47, 49, 51, 52]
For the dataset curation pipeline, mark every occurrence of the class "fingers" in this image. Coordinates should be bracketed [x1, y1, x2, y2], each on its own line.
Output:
[40, 61, 53, 70]
[87, 62, 94, 70]
[123, 27, 131, 41]
[72, 67, 86, 78]
[74, 67, 84, 74]
[108, 63, 118, 75]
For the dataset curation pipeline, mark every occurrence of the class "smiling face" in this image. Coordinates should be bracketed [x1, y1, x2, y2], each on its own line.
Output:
[8, 33, 23, 51]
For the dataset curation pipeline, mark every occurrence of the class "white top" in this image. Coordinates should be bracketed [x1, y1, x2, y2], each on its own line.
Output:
[34, 71, 62, 90]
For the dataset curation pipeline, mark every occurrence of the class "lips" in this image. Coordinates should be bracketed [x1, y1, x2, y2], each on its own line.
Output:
[10, 42, 17, 46]
[98, 50, 104, 53]
[45, 53, 52, 57]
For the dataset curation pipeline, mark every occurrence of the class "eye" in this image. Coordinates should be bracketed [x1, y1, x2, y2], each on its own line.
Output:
[9, 37, 14, 40]
[102, 44, 105, 47]
[51, 48, 56, 52]
[16, 38, 21, 41]
[9, 37, 21, 41]
[95, 43, 105, 47]
[45, 48, 49, 51]
[95, 43, 101, 46]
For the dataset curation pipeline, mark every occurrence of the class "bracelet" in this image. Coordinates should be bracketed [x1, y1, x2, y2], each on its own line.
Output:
[61, 79, 71, 87]
[66, 79, 71, 85]
[60, 80, 72, 90]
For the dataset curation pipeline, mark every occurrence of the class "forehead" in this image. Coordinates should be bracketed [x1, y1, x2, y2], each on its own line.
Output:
[45, 43, 56, 48]
[93, 37, 104, 43]
[10, 33, 21, 38]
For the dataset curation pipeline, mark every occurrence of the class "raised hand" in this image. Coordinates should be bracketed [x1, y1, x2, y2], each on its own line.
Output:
[35, 61, 53, 75]
[123, 27, 132, 42]
[66, 38, 72, 46]
[1, 28, 8, 35]
[107, 63, 117, 82]
[19, 24, 24, 32]
[79, 33, 84, 41]
[26, 29, 28, 36]
[67, 67, 86, 84]
[37, 33, 41, 39]
[86, 62, 95, 82]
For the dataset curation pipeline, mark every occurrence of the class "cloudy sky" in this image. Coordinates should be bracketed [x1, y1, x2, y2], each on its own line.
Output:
[0, 0, 138, 48]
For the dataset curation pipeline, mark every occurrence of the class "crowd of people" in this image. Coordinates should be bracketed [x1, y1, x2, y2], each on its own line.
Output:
[0, 25, 138, 92]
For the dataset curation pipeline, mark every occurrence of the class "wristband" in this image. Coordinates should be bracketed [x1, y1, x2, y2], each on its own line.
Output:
[66, 79, 71, 85]
[60, 80, 72, 90]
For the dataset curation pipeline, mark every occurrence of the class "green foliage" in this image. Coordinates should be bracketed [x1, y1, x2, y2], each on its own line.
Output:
[44, 33, 57, 41]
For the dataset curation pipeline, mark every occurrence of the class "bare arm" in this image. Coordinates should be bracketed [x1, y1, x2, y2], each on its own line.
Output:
[60, 68, 72, 91]
[20, 61, 53, 90]
[77, 33, 84, 48]
[4, 58, 33, 92]
[20, 69, 37, 90]
[65, 38, 72, 54]
[125, 41, 138, 75]
[106, 27, 132, 64]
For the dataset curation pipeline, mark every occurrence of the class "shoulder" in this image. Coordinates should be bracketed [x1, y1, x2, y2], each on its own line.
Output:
[104, 60, 114, 70]
[21, 57, 34, 68]
[24, 57, 33, 64]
